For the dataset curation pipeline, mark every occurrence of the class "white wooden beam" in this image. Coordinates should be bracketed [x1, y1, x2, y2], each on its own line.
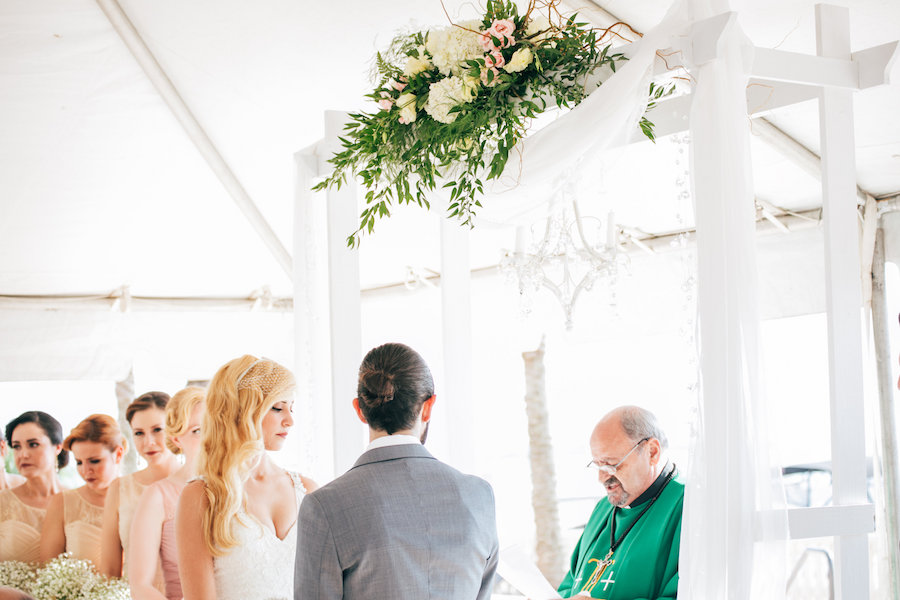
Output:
[787, 505, 875, 539]
[321, 112, 366, 476]
[439, 219, 476, 473]
[816, 4, 870, 598]
[753, 48, 858, 88]
[294, 146, 335, 479]
[854, 41, 900, 88]
[95, 0, 293, 278]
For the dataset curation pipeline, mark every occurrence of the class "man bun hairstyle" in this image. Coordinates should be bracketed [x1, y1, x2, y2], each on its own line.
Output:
[5, 411, 69, 469]
[357, 343, 434, 434]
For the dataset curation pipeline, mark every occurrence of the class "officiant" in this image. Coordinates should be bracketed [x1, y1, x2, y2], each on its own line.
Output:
[558, 406, 684, 599]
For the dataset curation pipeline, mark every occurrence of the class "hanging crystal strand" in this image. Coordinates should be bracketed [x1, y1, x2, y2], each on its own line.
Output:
[671, 133, 699, 385]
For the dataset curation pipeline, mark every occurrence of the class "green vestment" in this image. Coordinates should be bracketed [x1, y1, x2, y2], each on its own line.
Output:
[558, 474, 684, 599]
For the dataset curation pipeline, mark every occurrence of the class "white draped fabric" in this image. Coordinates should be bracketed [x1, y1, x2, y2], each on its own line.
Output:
[678, 3, 788, 598]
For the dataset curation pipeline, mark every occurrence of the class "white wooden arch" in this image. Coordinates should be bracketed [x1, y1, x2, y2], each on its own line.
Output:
[295, 4, 899, 597]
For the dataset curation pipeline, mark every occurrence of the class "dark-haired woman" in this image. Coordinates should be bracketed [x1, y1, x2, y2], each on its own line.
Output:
[0, 411, 68, 562]
[100, 392, 179, 580]
[0, 427, 25, 491]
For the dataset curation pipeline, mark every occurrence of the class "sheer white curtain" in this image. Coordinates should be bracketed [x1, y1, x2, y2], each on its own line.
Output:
[678, 1, 788, 598]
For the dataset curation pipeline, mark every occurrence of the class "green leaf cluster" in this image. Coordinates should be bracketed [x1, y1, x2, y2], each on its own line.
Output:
[313, 0, 665, 246]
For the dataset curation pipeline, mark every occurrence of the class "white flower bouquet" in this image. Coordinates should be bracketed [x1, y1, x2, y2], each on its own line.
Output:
[0, 554, 130, 600]
[315, 0, 669, 245]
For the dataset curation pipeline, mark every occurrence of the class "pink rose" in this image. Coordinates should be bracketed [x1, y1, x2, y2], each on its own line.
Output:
[484, 51, 505, 69]
[480, 66, 500, 87]
[489, 19, 516, 39]
[488, 19, 516, 48]
[390, 79, 407, 92]
[377, 92, 393, 111]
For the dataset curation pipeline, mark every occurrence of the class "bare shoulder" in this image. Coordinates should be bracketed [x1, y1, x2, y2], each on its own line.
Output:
[107, 477, 121, 500]
[179, 479, 207, 505]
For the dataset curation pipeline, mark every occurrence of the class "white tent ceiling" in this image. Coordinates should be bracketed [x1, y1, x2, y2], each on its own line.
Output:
[0, 0, 898, 362]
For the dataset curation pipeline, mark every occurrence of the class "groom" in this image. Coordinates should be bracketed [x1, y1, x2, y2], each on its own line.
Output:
[294, 342, 499, 599]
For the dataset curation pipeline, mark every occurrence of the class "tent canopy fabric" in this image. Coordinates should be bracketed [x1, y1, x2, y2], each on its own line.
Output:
[0, 0, 898, 382]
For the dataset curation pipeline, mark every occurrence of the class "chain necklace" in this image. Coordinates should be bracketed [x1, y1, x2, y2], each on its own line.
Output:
[580, 464, 677, 593]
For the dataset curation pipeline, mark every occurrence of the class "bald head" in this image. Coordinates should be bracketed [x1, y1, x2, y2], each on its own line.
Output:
[595, 406, 668, 450]
[589, 406, 668, 507]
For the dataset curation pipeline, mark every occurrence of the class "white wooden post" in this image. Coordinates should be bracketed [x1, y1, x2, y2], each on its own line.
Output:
[293, 147, 334, 479]
[322, 111, 366, 476]
[439, 219, 476, 473]
[816, 5, 870, 597]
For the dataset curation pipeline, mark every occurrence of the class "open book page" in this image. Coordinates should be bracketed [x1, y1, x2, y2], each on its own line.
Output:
[497, 543, 562, 599]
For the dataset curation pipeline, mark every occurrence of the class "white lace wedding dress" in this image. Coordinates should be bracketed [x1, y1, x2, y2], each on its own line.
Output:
[213, 471, 306, 600]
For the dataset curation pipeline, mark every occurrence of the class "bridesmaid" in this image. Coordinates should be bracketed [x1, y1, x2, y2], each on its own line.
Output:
[41, 414, 126, 566]
[0, 412, 67, 562]
[129, 387, 206, 600]
[100, 392, 179, 578]
[0, 427, 25, 491]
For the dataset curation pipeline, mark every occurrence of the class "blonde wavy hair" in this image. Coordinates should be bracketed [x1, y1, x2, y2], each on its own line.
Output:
[198, 355, 295, 555]
[164, 386, 207, 454]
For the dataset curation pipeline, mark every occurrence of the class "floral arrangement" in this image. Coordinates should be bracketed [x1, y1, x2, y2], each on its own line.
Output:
[314, 0, 667, 246]
[0, 555, 130, 600]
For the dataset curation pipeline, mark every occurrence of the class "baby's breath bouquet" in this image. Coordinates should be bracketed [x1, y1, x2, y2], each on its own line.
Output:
[0, 554, 130, 600]
[315, 0, 667, 246]
[0, 560, 36, 593]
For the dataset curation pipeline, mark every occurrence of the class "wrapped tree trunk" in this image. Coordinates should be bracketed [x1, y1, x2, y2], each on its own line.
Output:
[115, 368, 137, 475]
[522, 338, 566, 586]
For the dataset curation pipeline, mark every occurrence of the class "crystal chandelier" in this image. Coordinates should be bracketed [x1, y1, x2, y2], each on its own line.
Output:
[500, 199, 629, 330]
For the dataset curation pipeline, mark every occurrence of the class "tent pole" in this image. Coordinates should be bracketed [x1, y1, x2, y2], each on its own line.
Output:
[871, 227, 900, 598]
[94, 0, 292, 277]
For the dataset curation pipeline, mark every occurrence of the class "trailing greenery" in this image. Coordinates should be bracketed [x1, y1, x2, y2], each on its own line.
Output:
[315, 0, 666, 246]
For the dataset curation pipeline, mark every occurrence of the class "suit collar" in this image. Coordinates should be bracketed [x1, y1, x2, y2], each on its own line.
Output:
[352, 443, 436, 468]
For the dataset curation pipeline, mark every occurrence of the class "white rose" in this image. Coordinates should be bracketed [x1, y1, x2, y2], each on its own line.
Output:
[503, 47, 534, 73]
[397, 93, 417, 123]
[525, 15, 552, 39]
[403, 55, 432, 76]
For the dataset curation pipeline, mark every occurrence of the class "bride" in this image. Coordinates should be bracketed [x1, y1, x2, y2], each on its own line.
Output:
[176, 356, 317, 600]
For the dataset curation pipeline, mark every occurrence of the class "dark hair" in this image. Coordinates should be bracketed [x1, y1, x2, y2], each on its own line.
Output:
[126, 391, 170, 424]
[357, 343, 434, 434]
[5, 411, 69, 469]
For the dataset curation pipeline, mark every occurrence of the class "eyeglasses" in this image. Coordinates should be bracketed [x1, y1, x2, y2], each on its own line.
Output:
[586, 437, 650, 475]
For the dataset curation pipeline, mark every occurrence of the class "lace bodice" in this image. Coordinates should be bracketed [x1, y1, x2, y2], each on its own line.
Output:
[0, 488, 46, 562]
[213, 471, 306, 600]
[62, 488, 104, 566]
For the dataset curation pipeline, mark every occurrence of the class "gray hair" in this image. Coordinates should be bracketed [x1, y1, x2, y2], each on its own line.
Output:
[618, 406, 668, 450]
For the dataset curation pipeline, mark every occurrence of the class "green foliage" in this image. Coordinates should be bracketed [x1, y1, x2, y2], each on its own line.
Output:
[314, 0, 664, 246]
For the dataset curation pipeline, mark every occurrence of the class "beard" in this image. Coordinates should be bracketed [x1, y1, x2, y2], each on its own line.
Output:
[419, 422, 430, 445]
[603, 476, 631, 507]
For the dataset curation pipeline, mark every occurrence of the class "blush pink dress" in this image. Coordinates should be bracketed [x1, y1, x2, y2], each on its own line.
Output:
[153, 478, 184, 600]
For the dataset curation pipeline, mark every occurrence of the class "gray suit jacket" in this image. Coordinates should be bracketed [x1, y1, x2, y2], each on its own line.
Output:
[294, 443, 499, 599]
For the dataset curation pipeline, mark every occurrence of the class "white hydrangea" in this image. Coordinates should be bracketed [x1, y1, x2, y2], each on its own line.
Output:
[425, 20, 484, 76]
[403, 55, 431, 76]
[425, 76, 476, 124]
